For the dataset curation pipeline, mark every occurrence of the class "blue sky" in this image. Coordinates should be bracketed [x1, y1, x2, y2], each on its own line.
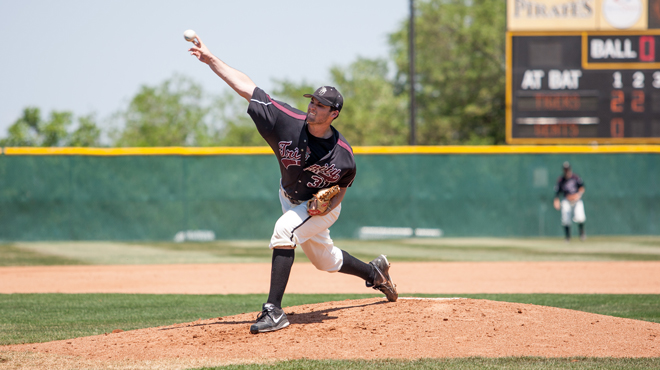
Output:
[0, 1, 409, 137]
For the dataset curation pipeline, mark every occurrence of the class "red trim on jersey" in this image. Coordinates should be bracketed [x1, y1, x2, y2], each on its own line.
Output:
[268, 95, 307, 120]
[337, 139, 353, 156]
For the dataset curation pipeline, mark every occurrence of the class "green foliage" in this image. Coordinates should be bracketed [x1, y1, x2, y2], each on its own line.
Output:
[67, 114, 102, 147]
[270, 78, 317, 111]
[1, 107, 41, 146]
[113, 74, 211, 147]
[210, 91, 265, 146]
[213, 78, 315, 146]
[40, 111, 71, 147]
[0, 107, 101, 147]
[390, 0, 506, 144]
[111, 75, 271, 147]
[330, 58, 408, 145]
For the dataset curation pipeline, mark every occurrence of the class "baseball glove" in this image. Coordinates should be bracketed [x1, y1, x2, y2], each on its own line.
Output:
[307, 185, 340, 216]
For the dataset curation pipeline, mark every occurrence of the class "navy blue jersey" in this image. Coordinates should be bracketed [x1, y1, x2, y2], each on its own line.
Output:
[554, 173, 584, 197]
[247, 87, 356, 201]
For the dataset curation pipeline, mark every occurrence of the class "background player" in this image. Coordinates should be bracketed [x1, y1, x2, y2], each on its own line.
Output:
[553, 161, 586, 241]
[187, 33, 398, 334]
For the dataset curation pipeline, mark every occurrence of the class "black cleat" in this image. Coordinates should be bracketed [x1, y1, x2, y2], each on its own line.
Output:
[249, 303, 290, 334]
[366, 254, 398, 302]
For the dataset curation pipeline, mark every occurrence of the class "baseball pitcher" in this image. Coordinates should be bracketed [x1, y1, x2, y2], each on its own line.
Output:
[187, 33, 397, 334]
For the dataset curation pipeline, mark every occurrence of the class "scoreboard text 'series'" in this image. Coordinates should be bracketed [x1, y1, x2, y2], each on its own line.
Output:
[507, 0, 660, 143]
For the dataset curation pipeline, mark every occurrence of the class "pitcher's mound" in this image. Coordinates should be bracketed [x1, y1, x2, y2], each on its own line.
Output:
[2, 298, 659, 369]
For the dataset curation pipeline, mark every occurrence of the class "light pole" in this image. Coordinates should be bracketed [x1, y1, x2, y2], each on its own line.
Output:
[409, 0, 416, 145]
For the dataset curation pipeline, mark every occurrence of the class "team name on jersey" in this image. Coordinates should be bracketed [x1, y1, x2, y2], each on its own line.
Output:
[305, 163, 342, 188]
[564, 178, 579, 194]
[278, 141, 301, 169]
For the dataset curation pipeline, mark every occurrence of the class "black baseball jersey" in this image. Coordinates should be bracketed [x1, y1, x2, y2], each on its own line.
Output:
[554, 173, 584, 197]
[248, 87, 356, 201]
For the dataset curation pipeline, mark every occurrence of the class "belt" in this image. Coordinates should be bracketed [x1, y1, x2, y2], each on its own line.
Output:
[282, 189, 305, 205]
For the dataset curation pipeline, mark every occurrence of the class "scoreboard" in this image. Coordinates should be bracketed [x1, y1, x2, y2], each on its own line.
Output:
[507, 31, 660, 143]
[505, 0, 660, 144]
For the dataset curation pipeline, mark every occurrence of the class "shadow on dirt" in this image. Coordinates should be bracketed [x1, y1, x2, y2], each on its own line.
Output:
[286, 300, 388, 325]
[157, 300, 388, 330]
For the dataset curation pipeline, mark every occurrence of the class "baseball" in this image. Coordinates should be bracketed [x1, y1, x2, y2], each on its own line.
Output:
[183, 29, 196, 42]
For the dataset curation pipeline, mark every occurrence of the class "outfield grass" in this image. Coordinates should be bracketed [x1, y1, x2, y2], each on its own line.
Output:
[3, 236, 660, 266]
[0, 243, 86, 266]
[1, 293, 659, 346]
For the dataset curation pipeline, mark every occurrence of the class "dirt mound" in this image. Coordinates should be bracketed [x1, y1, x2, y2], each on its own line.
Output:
[2, 298, 659, 369]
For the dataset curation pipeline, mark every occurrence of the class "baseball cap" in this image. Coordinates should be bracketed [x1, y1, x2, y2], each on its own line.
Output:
[563, 161, 571, 170]
[304, 86, 343, 111]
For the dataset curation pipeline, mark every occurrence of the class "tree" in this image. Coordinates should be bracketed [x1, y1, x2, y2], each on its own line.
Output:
[113, 74, 211, 147]
[68, 114, 102, 147]
[0, 107, 101, 147]
[270, 79, 318, 112]
[329, 58, 408, 145]
[390, 0, 506, 144]
[1, 107, 42, 146]
[211, 91, 264, 146]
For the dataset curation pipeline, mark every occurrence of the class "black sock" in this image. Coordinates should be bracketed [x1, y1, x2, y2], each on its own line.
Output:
[338, 250, 374, 283]
[578, 223, 585, 236]
[266, 248, 295, 308]
[564, 226, 571, 239]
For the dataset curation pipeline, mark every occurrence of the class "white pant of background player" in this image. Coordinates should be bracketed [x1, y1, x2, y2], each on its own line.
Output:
[269, 186, 344, 272]
[560, 199, 586, 226]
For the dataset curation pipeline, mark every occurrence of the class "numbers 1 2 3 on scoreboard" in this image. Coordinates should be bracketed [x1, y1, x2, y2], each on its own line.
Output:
[506, 31, 660, 144]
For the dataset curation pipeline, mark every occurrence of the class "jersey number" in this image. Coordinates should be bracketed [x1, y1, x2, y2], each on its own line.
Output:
[307, 175, 328, 189]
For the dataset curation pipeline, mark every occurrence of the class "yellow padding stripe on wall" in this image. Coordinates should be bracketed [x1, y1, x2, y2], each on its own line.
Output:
[2, 145, 660, 156]
[354, 145, 660, 154]
[2, 147, 273, 155]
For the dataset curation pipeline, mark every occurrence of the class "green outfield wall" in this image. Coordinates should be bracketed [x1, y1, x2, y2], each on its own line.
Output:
[0, 146, 658, 241]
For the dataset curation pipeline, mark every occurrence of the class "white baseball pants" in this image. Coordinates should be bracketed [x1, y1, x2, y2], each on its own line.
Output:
[560, 199, 586, 226]
[269, 186, 344, 272]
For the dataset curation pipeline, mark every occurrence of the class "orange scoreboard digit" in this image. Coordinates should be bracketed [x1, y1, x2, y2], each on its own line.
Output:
[506, 0, 660, 144]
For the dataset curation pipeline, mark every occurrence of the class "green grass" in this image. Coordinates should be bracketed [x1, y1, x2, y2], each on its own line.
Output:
[1, 293, 659, 346]
[199, 357, 660, 369]
[338, 236, 660, 262]
[3, 236, 659, 266]
[0, 243, 86, 266]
